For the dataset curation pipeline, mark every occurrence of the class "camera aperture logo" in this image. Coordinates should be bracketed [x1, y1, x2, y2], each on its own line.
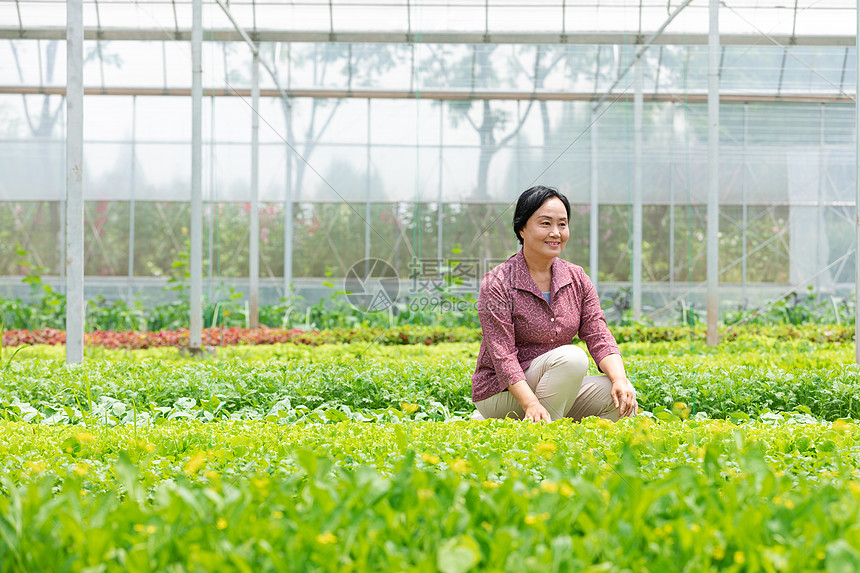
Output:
[344, 258, 400, 312]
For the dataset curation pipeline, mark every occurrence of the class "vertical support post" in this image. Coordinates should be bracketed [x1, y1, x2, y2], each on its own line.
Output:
[817, 102, 825, 290]
[707, 0, 720, 346]
[129, 95, 137, 305]
[366, 99, 372, 268]
[66, 0, 84, 364]
[632, 58, 643, 321]
[208, 96, 216, 292]
[284, 112, 293, 298]
[438, 102, 444, 262]
[59, 102, 66, 282]
[250, 51, 260, 328]
[516, 101, 522, 188]
[590, 108, 599, 289]
[190, 0, 203, 348]
[669, 102, 675, 299]
[742, 102, 748, 306]
[855, 0, 860, 363]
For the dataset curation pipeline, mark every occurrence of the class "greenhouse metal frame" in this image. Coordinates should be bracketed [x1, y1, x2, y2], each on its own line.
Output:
[0, 0, 858, 361]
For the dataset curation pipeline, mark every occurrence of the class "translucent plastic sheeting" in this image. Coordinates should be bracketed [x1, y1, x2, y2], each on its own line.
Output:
[0, 141, 64, 200]
[1, 92, 856, 203]
[4, 0, 856, 37]
[2, 40, 855, 99]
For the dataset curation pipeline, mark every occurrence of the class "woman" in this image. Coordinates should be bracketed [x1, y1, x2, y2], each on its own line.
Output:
[472, 186, 637, 422]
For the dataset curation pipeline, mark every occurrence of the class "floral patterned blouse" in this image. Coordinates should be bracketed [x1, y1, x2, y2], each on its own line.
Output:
[471, 250, 620, 403]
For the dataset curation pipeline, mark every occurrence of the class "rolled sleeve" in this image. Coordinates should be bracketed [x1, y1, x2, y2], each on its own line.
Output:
[477, 274, 526, 391]
[576, 276, 620, 369]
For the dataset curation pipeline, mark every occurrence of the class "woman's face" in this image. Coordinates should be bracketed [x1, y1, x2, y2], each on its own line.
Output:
[519, 197, 569, 260]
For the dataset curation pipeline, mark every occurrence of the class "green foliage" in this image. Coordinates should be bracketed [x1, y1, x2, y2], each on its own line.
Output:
[1, 418, 860, 570]
[725, 286, 854, 326]
[86, 296, 147, 332]
[3, 328, 860, 422]
[0, 245, 66, 330]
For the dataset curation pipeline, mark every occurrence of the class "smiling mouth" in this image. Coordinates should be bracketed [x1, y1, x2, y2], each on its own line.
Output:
[546, 241, 560, 246]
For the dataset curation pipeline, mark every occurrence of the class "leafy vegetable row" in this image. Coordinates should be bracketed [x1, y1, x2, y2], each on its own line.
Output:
[2, 418, 860, 572]
[3, 352, 860, 422]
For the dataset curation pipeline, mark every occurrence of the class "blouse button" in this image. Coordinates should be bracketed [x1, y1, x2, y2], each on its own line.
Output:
[550, 317, 555, 322]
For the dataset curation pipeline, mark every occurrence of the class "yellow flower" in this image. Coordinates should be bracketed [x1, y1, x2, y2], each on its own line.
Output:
[482, 480, 500, 489]
[672, 402, 691, 419]
[833, 419, 851, 433]
[784, 499, 795, 509]
[690, 523, 701, 533]
[536, 442, 557, 457]
[216, 518, 228, 530]
[316, 531, 337, 545]
[400, 403, 420, 414]
[713, 546, 725, 560]
[525, 512, 550, 525]
[481, 521, 492, 531]
[73, 463, 89, 476]
[560, 483, 574, 498]
[734, 551, 745, 564]
[134, 524, 145, 533]
[421, 453, 440, 465]
[147, 525, 156, 534]
[76, 432, 94, 443]
[272, 511, 284, 519]
[540, 481, 558, 494]
[184, 452, 206, 475]
[450, 458, 470, 474]
[417, 489, 434, 501]
[27, 461, 47, 475]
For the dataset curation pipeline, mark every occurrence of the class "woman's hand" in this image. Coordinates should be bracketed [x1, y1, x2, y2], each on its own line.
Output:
[611, 378, 638, 417]
[509, 379, 551, 422]
[524, 401, 551, 423]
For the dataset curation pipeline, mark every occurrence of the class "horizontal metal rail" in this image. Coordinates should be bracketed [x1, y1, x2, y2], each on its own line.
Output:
[0, 85, 853, 104]
[0, 27, 853, 46]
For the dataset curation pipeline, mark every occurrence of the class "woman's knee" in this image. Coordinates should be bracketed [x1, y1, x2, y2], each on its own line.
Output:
[551, 345, 589, 378]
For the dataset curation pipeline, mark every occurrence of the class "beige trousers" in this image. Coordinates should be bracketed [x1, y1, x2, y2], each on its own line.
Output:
[474, 345, 620, 422]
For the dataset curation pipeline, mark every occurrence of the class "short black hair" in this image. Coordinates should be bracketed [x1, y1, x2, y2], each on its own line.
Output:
[512, 186, 571, 245]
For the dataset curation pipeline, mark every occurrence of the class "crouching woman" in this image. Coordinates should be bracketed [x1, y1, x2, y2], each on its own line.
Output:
[472, 186, 637, 422]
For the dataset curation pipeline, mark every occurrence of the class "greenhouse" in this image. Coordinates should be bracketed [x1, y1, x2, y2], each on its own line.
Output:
[3, 1, 860, 570]
[2, 0, 858, 358]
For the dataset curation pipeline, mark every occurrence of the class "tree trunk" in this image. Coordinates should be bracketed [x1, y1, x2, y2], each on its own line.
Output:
[540, 100, 552, 169]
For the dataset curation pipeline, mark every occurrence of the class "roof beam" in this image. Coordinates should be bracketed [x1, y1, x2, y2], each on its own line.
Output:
[0, 85, 853, 104]
[0, 28, 853, 46]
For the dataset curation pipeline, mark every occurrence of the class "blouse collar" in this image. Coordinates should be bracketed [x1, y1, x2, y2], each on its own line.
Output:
[510, 249, 574, 298]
